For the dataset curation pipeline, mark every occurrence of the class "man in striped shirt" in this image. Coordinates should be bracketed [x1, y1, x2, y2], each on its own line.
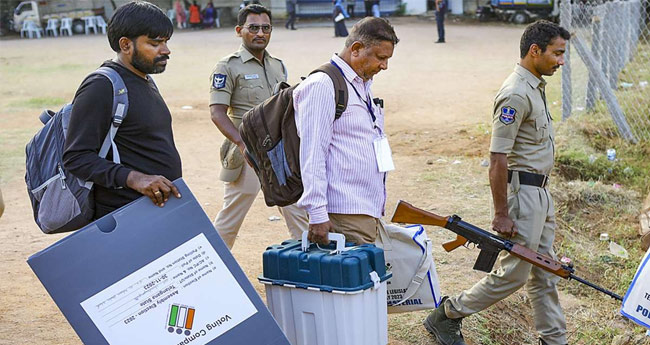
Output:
[293, 17, 399, 245]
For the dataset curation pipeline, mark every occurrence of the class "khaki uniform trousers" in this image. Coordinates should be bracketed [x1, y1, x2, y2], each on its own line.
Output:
[328, 213, 383, 245]
[214, 163, 309, 249]
[445, 179, 567, 345]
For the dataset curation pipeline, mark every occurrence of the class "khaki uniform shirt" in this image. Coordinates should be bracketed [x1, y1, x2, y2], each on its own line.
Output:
[209, 44, 287, 127]
[489, 64, 555, 176]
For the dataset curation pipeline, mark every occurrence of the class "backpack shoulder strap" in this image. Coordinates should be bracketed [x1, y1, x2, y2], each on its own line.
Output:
[312, 62, 348, 120]
[92, 66, 129, 163]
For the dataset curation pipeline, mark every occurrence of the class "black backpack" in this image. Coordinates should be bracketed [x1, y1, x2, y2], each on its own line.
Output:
[239, 62, 348, 207]
[25, 67, 129, 233]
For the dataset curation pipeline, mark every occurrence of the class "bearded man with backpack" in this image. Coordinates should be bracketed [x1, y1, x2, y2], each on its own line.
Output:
[294, 17, 398, 246]
[62, 1, 182, 220]
[209, 4, 308, 249]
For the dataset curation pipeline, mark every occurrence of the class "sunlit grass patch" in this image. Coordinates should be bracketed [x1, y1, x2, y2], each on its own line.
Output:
[8, 97, 66, 109]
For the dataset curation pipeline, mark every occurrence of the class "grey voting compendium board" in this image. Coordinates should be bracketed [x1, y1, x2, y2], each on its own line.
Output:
[27, 178, 291, 345]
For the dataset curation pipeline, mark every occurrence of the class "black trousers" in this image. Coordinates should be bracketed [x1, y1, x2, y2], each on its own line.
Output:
[364, 1, 372, 16]
[436, 10, 445, 41]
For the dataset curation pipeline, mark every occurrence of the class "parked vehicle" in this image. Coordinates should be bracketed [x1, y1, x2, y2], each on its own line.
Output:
[476, 0, 559, 24]
[13, 0, 105, 34]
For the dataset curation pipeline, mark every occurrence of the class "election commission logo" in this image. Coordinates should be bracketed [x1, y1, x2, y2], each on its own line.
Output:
[166, 303, 196, 336]
[500, 106, 516, 125]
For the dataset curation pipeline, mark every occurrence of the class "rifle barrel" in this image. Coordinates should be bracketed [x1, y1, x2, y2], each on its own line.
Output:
[569, 274, 623, 301]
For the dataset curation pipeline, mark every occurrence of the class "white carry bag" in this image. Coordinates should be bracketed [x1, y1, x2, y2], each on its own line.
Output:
[620, 247, 650, 329]
[376, 222, 443, 313]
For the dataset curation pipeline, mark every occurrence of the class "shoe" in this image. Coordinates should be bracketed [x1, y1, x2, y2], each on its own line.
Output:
[423, 297, 467, 345]
[291, 27, 297, 30]
[435, 39, 445, 43]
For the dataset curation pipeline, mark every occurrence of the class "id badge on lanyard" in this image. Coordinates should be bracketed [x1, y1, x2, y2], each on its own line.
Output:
[374, 135, 395, 172]
[371, 105, 394, 172]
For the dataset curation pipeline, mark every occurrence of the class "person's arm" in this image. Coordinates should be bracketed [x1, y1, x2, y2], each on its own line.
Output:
[294, 74, 336, 245]
[488, 93, 528, 237]
[489, 152, 516, 237]
[210, 104, 245, 154]
[209, 60, 243, 153]
[63, 75, 180, 207]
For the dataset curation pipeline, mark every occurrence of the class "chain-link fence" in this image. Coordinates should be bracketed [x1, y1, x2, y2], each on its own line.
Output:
[560, 0, 650, 143]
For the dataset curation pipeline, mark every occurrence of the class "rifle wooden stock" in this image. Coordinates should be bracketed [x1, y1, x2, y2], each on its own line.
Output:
[391, 200, 450, 227]
[392, 201, 470, 251]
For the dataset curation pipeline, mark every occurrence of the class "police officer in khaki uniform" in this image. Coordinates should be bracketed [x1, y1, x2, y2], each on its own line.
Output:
[209, 4, 308, 249]
[423, 21, 571, 345]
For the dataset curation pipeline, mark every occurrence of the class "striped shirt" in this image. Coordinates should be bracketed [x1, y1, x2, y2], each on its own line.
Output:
[293, 54, 387, 224]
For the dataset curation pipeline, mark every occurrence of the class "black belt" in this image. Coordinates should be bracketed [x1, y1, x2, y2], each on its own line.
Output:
[508, 170, 549, 188]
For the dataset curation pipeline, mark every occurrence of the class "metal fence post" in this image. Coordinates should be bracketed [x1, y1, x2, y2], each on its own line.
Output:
[606, 2, 621, 89]
[617, 2, 627, 78]
[586, 5, 603, 112]
[629, 0, 642, 63]
[572, 36, 638, 143]
[560, 0, 572, 120]
[614, 1, 623, 87]
[600, 2, 611, 90]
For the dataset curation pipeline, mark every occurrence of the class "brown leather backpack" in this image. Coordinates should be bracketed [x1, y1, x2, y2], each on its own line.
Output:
[239, 63, 348, 207]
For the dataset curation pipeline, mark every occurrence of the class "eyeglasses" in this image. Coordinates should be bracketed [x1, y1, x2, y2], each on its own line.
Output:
[244, 24, 272, 34]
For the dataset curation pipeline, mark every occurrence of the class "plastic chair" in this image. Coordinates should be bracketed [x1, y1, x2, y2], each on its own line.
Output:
[94, 16, 107, 34]
[82, 16, 97, 35]
[60, 17, 73, 36]
[45, 18, 59, 37]
[20, 20, 31, 38]
[20, 20, 43, 39]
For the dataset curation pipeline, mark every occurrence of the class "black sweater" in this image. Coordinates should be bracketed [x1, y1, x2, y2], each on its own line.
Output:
[63, 61, 182, 218]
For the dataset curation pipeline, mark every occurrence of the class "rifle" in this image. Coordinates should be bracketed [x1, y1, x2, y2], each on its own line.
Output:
[391, 200, 623, 301]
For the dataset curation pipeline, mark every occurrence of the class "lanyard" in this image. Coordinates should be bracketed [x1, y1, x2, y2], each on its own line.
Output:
[330, 60, 377, 125]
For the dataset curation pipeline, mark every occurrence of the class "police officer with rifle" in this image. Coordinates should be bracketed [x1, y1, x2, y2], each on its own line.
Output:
[400, 21, 574, 345]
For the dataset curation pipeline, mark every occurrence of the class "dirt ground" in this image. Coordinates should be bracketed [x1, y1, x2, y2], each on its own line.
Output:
[0, 18, 537, 344]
